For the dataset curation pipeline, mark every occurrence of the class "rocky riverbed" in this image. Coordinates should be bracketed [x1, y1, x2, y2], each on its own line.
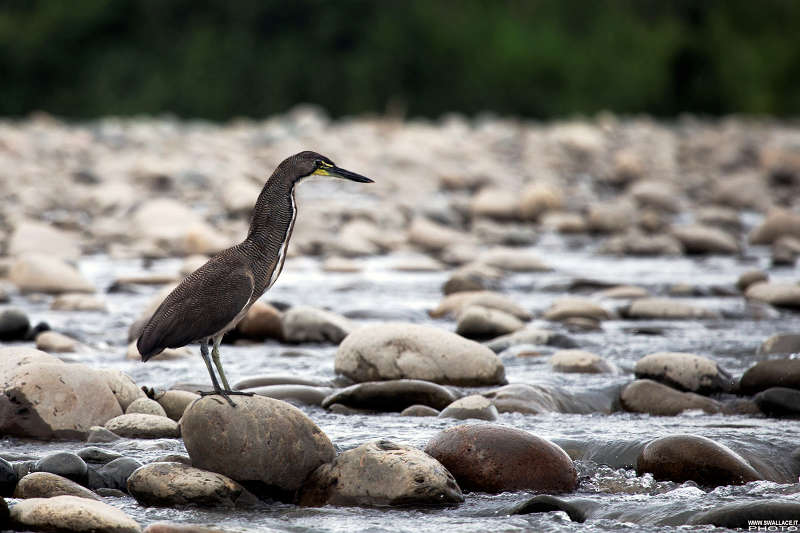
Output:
[0, 111, 799, 532]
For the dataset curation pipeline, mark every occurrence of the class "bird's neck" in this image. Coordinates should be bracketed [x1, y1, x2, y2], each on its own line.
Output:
[246, 173, 295, 244]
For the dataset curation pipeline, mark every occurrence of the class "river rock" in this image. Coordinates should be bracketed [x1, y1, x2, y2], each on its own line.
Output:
[14, 472, 99, 500]
[9, 495, 141, 533]
[442, 262, 502, 295]
[8, 221, 82, 260]
[478, 248, 551, 272]
[105, 414, 179, 439]
[34, 453, 88, 484]
[773, 236, 800, 265]
[126, 398, 167, 417]
[550, 350, 618, 374]
[594, 285, 650, 299]
[455, 305, 524, 339]
[9, 254, 95, 294]
[634, 352, 734, 393]
[98, 369, 145, 412]
[424, 424, 577, 493]
[753, 387, 800, 417]
[299, 440, 463, 507]
[144, 523, 227, 533]
[35, 330, 80, 352]
[623, 297, 720, 319]
[430, 290, 532, 320]
[408, 216, 472, 251]
[587, 201, 637, 233]
[543, 297, 612, 321]
[281, 306, 353, 344]
[483, 383, 617, 415]
[0, 361, 122, 439]
[758, 333, 800, 356]
[509, 494, 589, 522]
[671, 224, 739, 254]
[486, 327, 577, 352]
[127, 462, 257, 508]
[520, 183, 563, 220]
[438, 395, 498, 421]
[154, 390, 200, 421]
[0, 458, 18, 496]
[0, 309, 30, 340]
[235, 301, 283, 340]
[76, 447, 123, 465]
[745, 282, 800, 309]
[181, 395, 334, 495]
[740, 359, 800, 394]
[689, 501, 800, 528]
[86, 426, 121, 444]
[620, 379, 722, 415]
[630, 181, 681, 212]
[470, 187, 519, 219]
[51, 293, 107, 312]
[321, 380, 457, 411]
[131, 198, 229, 255]
[234, 375, 329, 388]
[400, 405, 440, 417]
[245, 385, 334, 406]
[334, 323, 506, 386]
[736, 270, 769, 291]
[636, 435, 763, 486]
[749, 208, 800, 244]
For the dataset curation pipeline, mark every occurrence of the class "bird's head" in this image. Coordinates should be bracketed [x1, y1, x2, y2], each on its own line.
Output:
[286, 151, 373, 184]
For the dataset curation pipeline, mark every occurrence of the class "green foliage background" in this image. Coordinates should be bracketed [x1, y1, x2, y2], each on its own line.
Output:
[1, 0, 799, 119]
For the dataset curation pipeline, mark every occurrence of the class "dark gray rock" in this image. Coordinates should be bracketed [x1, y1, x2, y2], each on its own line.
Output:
[34, 452, 88, 485]
[509, 495, 593, 522]
[93, 457, 143, 492]
[636, 435, 763, 486]
[486, 327, 577, 353]
[299, 440, 463, 507]
[182, 396, 334, 497]
[757, 333, 800, 356]
[484, 383, 619, 415]
[76, 447, 123, 465]
[0, 458, 17, 497]
[424, 424, 577, 494]
[86, 426, 120, 443]
[740, 359, 800, 395]
[620, 379, 722, 416]
[633, 351, 734, 393]
[689, 501, 800, 528]
[0, 309, 29, 341]
[321, 380, 458, 412]
[754, 387, 800, 418]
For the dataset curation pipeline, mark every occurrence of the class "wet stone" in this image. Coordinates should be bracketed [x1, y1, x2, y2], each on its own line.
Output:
[739, 359, 800, 395]
[281, 305, 353, 344]
[425, 424, 578, 494]
[234, 375, 329, 389]
[0, 458, 18, 497]
[549, 350, 618, 374]
[634, 351, 734, 393]
[152, 454, 191, 465]
[509, 494, 589, 523]
[543, 297, 612, 322]
[400, 405, 440, 417]
[620, 379, 722, 416]
[35, 330, 80, 352]
[97, 369, 145, 413]
[486, 327, 577, 352]
[623, 297, 720, 319]
[455, 305, 525, 340]
[430, 290, 532, 320]
[438, 395, 499, 421]
[636, 434, 763, 486]
[91, 457, 143, 492]
[9, 254, 96, 294]
[9, 494, 141, 533]
[745, 282, 800, 309]
[754, 387, 800, 418]
[144, 523, 228, 533]
[322, 380, 457, 412]
[76, 447, 123, 465]
[86, 426, 120, 443]
[127, 462, 258, 508]
[104, 414, 179, 439]
[0, 309, 30, 341]
[154, 390, 200, 421]
[234, 301, 284, 341]
[14, 472, 99, 500]
[671, 224, 739, 254]
[299, 440, 464, 507]
[689, 501, 800, 529]
[34, 453, 88, 485]
[736, 269, 768, 291]
[245, 384, 334, 406]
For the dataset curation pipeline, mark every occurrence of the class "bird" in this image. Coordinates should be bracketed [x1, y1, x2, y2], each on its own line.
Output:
[136, 151, 373, 406]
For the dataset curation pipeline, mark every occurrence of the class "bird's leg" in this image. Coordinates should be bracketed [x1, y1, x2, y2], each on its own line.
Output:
[211, 336, 254, 397]
[199, 339, 236, 407]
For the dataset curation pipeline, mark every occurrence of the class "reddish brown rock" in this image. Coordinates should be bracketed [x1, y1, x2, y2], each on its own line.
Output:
[424, 424, 577, 493]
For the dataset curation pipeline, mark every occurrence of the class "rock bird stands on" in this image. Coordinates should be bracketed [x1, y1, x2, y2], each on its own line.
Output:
[137, 151, 373, 405]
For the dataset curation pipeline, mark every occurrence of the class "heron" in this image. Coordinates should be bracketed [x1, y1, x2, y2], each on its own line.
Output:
[136, 151, 373, 405]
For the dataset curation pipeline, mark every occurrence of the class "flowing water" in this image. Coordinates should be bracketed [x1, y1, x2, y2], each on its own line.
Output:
[2, 230, 800, 532]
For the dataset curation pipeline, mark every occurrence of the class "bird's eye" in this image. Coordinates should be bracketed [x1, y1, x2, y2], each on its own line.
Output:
[315, 160, 323, 168]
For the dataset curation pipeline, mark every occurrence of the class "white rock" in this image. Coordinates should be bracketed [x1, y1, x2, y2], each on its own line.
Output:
[9, 254, 95, 294]
[9, 495, 141, 533]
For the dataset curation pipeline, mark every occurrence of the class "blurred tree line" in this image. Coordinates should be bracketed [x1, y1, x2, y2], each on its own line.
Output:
[1, 0, 799, 120]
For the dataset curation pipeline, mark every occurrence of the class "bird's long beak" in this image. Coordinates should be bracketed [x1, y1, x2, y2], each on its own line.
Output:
[313, 164, 374, 183]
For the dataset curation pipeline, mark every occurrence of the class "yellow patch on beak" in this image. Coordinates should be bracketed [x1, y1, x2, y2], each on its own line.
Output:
[312, 167, 330, 176]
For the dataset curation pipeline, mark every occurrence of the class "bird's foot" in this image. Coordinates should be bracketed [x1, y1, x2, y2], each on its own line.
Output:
[199, 389, 255, 407]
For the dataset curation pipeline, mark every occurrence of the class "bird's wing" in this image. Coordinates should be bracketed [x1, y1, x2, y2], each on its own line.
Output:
[137, 263, 254, 360]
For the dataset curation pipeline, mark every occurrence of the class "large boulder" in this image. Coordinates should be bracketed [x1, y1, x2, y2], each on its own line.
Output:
[9, 495, 141, 533]
[334, 323, 505, 386]
[299, 440, 463, 507]
[181, 396, 334, 496]
[633, 352, 734, 393]
[321, 380, 457, 411]
[0, 358, 122, 439]
[740, 359, 800, 394]
[9, 254, 95, 294]
[425, 424, 577, 493]
[620, 379, 722, 416]
[281, 306, 354, 344]
[636, 435, 763, 486]
[127, 462, 258, 508]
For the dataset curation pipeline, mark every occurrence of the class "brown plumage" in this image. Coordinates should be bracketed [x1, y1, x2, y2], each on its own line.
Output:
[136, 151, 373, 405]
